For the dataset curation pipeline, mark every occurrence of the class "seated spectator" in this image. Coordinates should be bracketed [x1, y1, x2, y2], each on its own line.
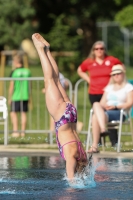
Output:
[88, 64, 133, 153]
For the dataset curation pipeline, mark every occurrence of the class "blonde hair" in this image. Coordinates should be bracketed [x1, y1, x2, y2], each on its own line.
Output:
[108, 74, 127, 85]
[108, 68, 127, 87]
[88, 41, 108, 59]
[12, 52, 23, 64]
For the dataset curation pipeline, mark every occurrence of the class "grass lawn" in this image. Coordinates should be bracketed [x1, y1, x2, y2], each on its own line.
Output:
[0, 133, 56, 145]
[0, 64, 133, 151]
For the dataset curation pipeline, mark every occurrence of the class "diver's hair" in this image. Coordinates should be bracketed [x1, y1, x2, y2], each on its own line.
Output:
[88, 41, 108, 59]
[75, 160, 88, 175]
[12, 52, 23, 65]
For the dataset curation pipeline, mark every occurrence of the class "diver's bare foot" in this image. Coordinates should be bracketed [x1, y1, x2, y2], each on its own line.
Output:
[32, 33, 50, 50]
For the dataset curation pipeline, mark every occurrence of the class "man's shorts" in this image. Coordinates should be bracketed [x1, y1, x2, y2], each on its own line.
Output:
[105, 110, 126, 122]
[10, 101, 28, 112]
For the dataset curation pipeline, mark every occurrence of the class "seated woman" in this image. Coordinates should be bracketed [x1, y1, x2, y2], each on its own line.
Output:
[88, 64, 133, 153]
[32, 33, 87, 180]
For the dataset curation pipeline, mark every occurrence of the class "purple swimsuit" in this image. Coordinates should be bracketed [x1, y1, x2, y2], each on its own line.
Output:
[55, 103, 85, 160]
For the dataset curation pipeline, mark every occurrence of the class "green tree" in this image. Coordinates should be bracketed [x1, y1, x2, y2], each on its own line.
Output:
[34, 0, 132, 56]
[115, 4, 133, 29]
[0, 0, 36, 49]
[32, 0, 133, 82]
[44, 14, 81, 52]
[42, 14, 81, 83]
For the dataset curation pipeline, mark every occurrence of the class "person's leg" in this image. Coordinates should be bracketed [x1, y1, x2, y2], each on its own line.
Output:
[88, 108, 108, 153]
[89, 94, 105, 145]
[106, 110, 121, 147]
[21, 112, 27, 137]
[93, 102, 107, 132]
[108, 129, 118, 146]
[10, 101, 20, 137]
[10, 112, 19, 137]
[91, 114, 101, 148]
[32, 33, 67, 121]
[45, 48, 70, 103]
[88, 114, 102, 153]
[20, 101, 28, 137]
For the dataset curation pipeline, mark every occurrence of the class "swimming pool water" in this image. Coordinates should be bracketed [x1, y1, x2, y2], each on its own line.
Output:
[0, 155, 133, 200]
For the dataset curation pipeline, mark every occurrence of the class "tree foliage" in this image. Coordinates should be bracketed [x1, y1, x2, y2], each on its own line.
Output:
[1, 0, 133, 82]
[33, 0, 133, 57]
[44, 14, 81, 52]
[34, 0, 122, 55]
[0, 0, 36, 49]
[0, 0, 132, 52]
[32, 0, 133, 82]
[115, 5, 133, 29]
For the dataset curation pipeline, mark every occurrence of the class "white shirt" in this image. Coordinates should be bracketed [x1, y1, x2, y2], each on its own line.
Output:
[104, 82, 133, 107]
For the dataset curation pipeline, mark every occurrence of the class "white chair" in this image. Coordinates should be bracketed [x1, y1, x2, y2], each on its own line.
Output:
[0, 96, 8, 145]
[86, 108, 133, 153]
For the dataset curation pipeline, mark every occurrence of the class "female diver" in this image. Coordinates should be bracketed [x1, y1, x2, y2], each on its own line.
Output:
[32, 33, 87, 180]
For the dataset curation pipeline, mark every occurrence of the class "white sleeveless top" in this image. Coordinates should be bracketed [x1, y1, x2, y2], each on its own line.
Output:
[104, 82, 133, 116]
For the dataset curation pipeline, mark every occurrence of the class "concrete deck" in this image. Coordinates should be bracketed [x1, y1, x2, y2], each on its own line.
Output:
[0, 144, 133, 158]
[0, 144, 59, 157]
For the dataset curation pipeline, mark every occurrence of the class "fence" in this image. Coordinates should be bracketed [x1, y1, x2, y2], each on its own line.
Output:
[74, 79, 90, 135]
[1, 77, 132, 146]
[0, 77, 92, 145]
[0, 77, 73, 144]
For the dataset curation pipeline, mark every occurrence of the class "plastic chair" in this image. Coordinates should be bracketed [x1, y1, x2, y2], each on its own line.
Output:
[0, 96, 8, 145]
[86, 108, 133, 153]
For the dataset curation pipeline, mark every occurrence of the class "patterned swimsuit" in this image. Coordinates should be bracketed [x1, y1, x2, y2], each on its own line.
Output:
[55, 103, 86, 160]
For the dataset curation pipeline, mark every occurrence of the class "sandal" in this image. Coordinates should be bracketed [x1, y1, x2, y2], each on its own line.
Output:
[88, 146, 99, 153]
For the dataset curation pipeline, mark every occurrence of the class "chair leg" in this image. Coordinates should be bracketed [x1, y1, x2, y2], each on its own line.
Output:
[4, 118, 8, 145]
[101, 136, 105, 151]
[129, 118, 133, 144]
[117, 110, 123, 152]
[86, 109, 93, 152]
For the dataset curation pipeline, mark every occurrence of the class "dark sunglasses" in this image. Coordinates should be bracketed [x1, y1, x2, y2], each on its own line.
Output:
[94, 47, 104, 51]
[111, 72, 122, 76]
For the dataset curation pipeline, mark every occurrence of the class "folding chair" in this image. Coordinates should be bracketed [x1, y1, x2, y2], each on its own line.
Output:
[86, 108, 133, 153]
[0, 96, 8, 145]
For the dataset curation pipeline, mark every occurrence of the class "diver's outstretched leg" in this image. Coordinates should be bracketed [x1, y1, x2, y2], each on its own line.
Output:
[32, 33, 66, 121]
[32, 33, 70, 103]
[45, 47, 71, 103]
[32, 33, 52, 80]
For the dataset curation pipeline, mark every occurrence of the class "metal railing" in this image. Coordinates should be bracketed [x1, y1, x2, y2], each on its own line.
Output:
[1, 77, 132, 146]
[0, 77, 73, 145]
[74, 79, 91, 136]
